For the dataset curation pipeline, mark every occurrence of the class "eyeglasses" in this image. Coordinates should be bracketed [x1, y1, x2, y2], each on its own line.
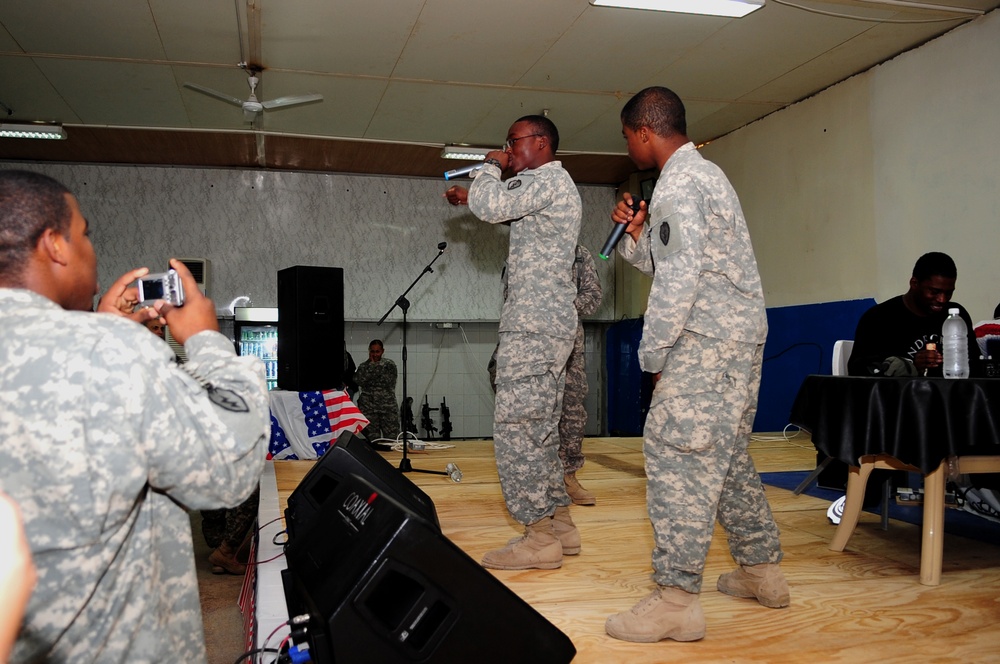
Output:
[504, 133, 543, 150]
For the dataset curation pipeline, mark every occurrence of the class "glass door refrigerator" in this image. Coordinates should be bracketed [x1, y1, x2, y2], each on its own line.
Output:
[234, 307, 279, 391]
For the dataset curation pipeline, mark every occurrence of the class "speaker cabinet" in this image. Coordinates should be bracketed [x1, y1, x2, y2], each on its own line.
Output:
[284, 430, 439, 539]
[277, 265, 344, 391]
[283, 473, 576, 664]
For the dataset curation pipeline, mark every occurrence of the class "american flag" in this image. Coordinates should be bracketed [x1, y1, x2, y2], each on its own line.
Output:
[268, 389, 369, 460]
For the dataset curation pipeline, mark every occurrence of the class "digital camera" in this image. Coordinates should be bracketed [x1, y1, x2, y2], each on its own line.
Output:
[137, 269, 185, 307]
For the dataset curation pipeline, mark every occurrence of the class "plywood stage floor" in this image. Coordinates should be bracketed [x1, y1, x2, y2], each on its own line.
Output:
[273, 435, 1000, 663]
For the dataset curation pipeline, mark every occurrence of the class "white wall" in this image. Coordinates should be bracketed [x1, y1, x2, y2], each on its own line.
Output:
[0, 162, 614, 439]
[704, 9, 1000, 321]
[0, 163, 617, 323]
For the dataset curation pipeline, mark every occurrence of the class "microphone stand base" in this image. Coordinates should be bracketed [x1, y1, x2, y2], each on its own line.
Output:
[398, 456, 449, 476]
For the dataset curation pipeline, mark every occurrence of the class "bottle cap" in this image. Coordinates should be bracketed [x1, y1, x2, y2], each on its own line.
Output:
[948, 307, 959, 315]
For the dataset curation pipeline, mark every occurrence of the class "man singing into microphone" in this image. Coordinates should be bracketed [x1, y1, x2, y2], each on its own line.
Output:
[444, 115, 582, 570]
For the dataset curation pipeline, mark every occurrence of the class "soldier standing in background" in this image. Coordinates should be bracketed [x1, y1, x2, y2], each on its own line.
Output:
[604, 87, 788, 645]
[444, 114, 582, 571]
[356, 339, 400, 443]
[560, 244, 602, 505]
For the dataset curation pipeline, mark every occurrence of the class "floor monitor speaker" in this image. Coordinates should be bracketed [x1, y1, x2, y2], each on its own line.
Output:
[282, 472, 576, 664]
[277, 265, 344, 391]
[284, 430, 439, 540]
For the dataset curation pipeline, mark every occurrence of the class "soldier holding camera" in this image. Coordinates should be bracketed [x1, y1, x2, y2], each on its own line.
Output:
[0, 170, 270, 662]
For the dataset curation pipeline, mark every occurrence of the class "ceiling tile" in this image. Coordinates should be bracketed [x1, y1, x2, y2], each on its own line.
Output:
[520, 5, 731, 92]
[34, 60, 189, 126]
[149, 0, 244, 64]
[261, 0, 424, 75]
[0, 0, 165, 59]
[0, 56, 81, 123]
[391, 0, 586, 84]
[366, 81, 507, 144]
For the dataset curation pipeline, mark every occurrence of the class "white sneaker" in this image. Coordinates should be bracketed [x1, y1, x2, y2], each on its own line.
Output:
[827, 495, 846, 525]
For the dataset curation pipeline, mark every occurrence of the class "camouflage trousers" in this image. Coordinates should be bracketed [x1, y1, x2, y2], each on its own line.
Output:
[201, 487, 260, 549]
[358, 391, 400, 443]
[644, 332, 782, 593]
[493, 331, 575, 525]
[490, 325, 588, 475]
[558, 325, 588, 474]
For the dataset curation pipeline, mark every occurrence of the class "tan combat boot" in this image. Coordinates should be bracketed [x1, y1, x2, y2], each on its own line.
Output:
[717, 563, 790, 608]
[564, 472, 596, 506]
[481, 517, 563, 570]
[208, 541, 247, 576]
[552, 505, 581, 555]
[605, 586, 706, 643]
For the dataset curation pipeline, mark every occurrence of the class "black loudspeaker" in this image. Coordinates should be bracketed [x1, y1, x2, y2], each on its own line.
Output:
[284, 430, 439, 539]
[277, 265, 344, 391]
[282, 473, 577, 664]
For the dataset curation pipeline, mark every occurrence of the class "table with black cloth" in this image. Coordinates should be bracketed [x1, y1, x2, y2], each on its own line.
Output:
[789, 375, 1000, 585]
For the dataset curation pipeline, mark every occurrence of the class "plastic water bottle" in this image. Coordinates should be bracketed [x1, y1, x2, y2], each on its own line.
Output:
[942, 308, 969, 379]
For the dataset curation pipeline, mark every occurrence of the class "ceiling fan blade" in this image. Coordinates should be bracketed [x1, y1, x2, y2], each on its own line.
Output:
[261, 93, 323, 110]
[183, 82, 245, 108]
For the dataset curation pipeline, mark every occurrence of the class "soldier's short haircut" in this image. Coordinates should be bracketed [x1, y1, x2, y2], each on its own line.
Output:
[514, 114, 560, 153]
[621, 86, 687, 138]
[369, 339, 384, 350]
[912, 252, 957, 282]
[0, 170, 72, 280]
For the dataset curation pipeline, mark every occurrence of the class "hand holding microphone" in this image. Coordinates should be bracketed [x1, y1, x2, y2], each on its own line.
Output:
[599, 196, 645, 259]
[444, 163, 483, 180]
[443, 150, 508, 180]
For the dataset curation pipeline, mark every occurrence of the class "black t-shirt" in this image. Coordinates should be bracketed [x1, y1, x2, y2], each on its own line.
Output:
[847, 295, 980, 377]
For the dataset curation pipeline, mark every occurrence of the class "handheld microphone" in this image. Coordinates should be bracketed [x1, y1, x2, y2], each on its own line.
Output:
[599, 198, 644, 260]
[444, 163, 484, 180]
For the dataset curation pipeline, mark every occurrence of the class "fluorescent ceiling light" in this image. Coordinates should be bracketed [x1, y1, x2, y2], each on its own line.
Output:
[0, 122, 67, 140]
[441, 145, 492, 161]
[590, 0, 764, 17]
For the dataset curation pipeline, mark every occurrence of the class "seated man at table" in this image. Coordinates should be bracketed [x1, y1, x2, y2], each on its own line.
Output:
[848, 252, 980, 378]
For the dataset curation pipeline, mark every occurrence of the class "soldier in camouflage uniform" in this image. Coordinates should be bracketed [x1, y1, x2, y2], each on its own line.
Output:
[356, 339, 400, 443]
[560, 244, 602, 504]
[0, 171, 270, 663]
[486, 246, 602, 506]
[603, 88, 788, 644]
[445, 115, 582, 570]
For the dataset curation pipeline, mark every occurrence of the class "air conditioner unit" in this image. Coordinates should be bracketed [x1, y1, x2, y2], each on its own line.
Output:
[177, 257, 210, 296]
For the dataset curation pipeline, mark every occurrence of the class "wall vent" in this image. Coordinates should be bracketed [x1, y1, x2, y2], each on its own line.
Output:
[176, 257, 210, 296]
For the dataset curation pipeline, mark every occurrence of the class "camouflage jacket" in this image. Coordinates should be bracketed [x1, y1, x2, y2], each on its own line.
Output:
[619, 142, 767, 373]
[0, 288, 269, 663]
[500, 244, 602, 318]
[573, 244, 602, 318]
[355, 357, 397, 398]
[469, 161, 582, 339]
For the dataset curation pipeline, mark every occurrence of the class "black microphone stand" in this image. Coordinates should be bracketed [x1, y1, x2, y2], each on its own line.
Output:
[377, 243, 449, 476]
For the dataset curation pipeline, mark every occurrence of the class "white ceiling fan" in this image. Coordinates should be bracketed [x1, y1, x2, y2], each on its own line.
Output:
[183, 71, 322, 121]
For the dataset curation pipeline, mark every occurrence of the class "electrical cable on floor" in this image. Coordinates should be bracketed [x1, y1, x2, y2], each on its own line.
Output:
[750, 423, 812, 448]
[389, 431, 455, 453]
[232, 647, 278, 664]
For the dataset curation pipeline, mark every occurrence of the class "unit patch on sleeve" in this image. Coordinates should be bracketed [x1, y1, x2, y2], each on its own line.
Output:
[659, 221, 671, 246]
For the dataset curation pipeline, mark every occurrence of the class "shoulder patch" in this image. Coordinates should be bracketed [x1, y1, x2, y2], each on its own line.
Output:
[659, 222, 671, 246]
[507, 179, 522, 190]
[208, 386, 250, 412]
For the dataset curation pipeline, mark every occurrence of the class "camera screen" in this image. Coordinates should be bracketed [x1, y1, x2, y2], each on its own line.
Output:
[141, 280, 165, 300]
